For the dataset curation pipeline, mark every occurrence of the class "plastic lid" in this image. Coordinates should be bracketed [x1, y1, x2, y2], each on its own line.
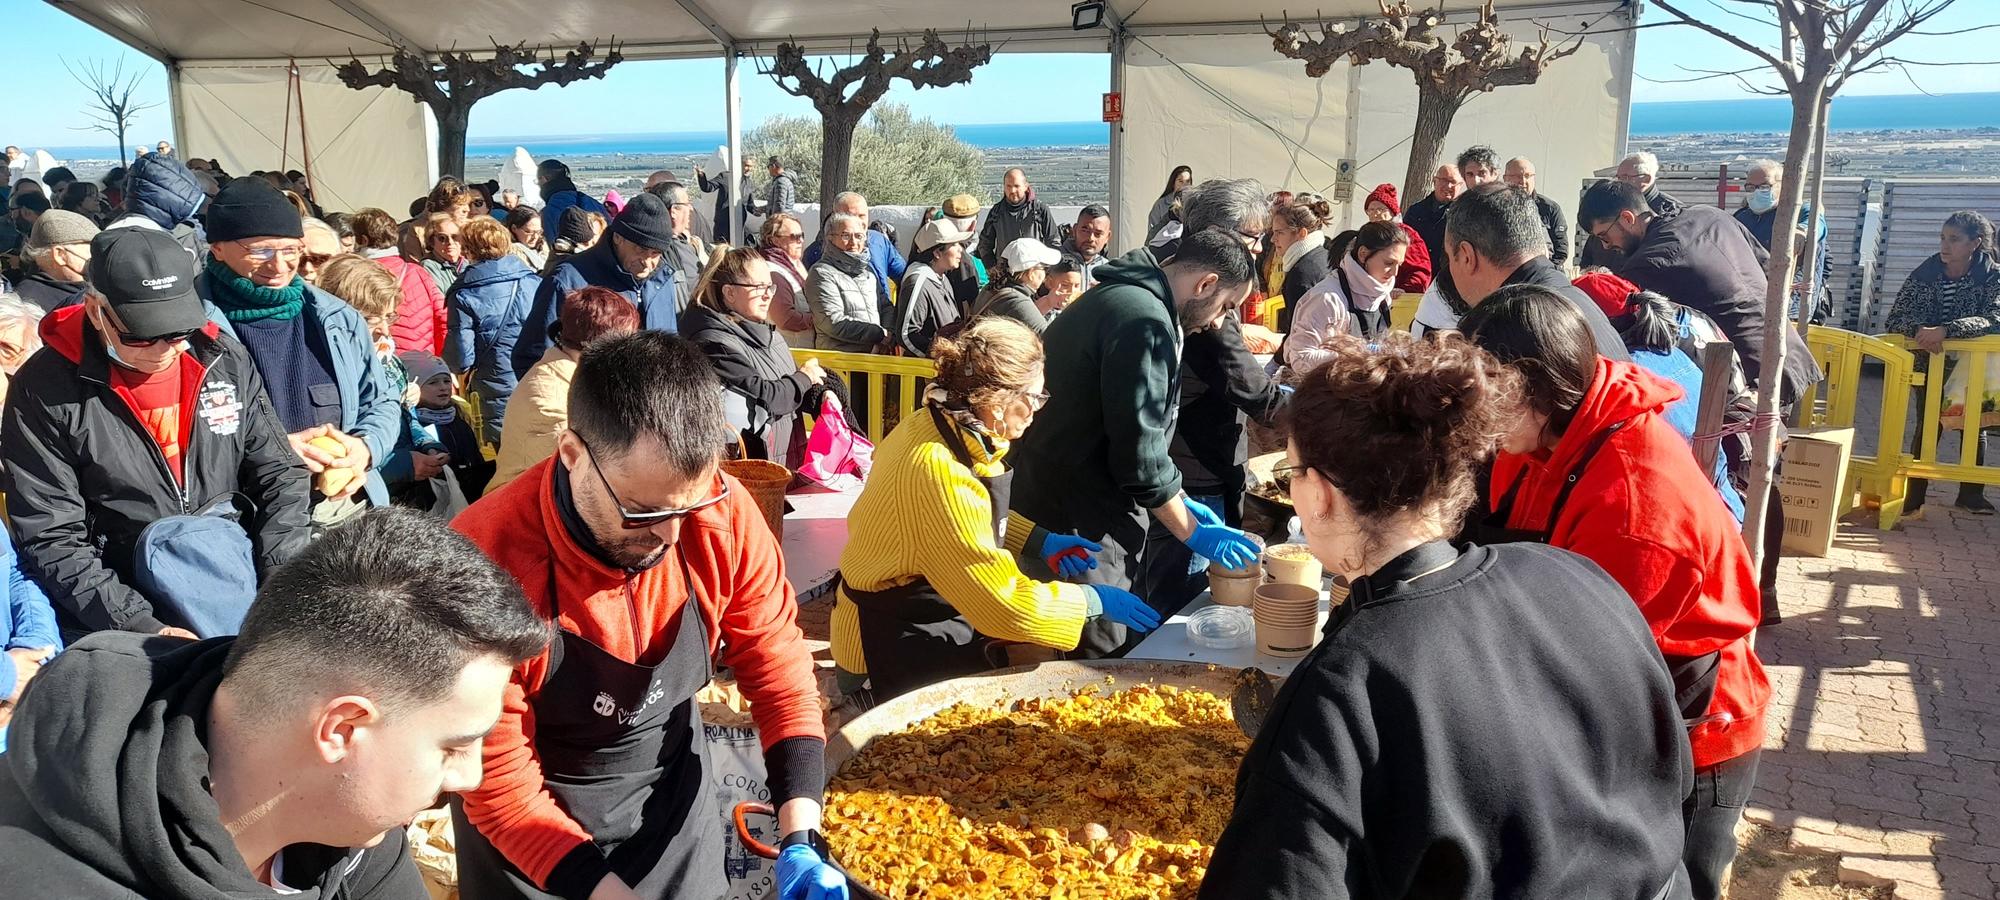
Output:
[1186, 605, 1256, 649]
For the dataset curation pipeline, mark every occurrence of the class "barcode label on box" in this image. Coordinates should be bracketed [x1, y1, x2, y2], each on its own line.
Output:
[1785, 517, 1812, 537]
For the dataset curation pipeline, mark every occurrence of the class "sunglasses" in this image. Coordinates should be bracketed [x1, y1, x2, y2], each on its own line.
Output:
[432, 234, 461, 244]
[117, 327, 198, 348]
[576, 433, 731, 529]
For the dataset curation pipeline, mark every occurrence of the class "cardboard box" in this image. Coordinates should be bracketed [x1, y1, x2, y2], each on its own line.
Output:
[1778, 427, 1855, 557]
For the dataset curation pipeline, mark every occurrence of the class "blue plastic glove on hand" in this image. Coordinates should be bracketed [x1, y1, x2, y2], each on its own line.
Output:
[1181, 499, 1260, 571]
[1089, 584, 1163, 633]
[777, 844, 848, 900]
[1040, 532, 1102, 580]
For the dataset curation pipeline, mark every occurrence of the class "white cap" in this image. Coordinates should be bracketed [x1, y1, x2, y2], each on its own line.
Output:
[913, 218, 975, 253]
[1001, 238, 1064, 272]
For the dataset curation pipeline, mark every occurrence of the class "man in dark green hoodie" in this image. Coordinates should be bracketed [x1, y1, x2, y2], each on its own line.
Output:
[1010, 227, 1265, 656]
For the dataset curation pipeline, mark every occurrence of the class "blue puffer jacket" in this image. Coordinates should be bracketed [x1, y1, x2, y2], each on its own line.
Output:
[538, 179, 606, 242]
[447, 254, 540, 445]
[513, 238, 679, 377]
[116, 155, 208, 257]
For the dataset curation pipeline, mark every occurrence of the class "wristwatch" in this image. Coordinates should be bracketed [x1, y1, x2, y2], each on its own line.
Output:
[781, 829, 830, 856]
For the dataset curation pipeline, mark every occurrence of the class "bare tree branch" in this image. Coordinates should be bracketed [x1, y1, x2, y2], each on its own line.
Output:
[63, 57, 160, 166]
[1653, 0, 1796, 81]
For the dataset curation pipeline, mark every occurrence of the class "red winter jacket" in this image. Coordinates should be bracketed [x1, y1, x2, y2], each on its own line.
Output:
[1490, 358, 1767, 769]
[370, 251, 447, 357]
[1393, 221, 1433, 294]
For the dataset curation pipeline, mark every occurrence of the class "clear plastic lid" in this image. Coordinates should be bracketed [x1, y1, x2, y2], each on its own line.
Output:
[1186, 605, 1256, 649]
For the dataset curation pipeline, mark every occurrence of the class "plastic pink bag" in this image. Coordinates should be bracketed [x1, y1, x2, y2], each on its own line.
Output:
[796, 394, 872, 490]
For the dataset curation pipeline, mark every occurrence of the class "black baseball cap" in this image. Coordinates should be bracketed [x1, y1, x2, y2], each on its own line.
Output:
[86, 228, 208, 339]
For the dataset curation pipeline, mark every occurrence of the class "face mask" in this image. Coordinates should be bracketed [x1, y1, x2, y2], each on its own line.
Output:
[1746, 187, 1776, 214]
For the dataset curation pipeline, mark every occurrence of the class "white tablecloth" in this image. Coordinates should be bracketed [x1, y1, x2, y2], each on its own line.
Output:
[1125, 591, 1331, 679]
[780, 485, 859, 600]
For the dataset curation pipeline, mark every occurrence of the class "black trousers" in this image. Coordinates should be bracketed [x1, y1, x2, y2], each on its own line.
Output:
[1682, 748, 1760, 900]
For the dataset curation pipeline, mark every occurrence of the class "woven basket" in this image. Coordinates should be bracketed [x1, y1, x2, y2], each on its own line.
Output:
[723, 459, 791, 539]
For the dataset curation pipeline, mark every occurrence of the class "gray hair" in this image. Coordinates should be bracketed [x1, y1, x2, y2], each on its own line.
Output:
[1621, 151, 1660, 177]
[1181, 178, 1270, 238]
[0, 293, 48, 365]
[1745, 159, 1783, 182]
[825, 211, 867, 233]
[1444, 183, 1549, 266]
[301, 216, 336, 240]
[832, 191, 866, 212]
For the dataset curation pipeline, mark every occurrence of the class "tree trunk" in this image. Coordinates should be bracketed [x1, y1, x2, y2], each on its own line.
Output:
[1739, 79, 1826, 577]
[819, 109, 862, 212]
[1796, 92, 1833, 336]
[1403, 82, 1462, 208]
[436, 101, 472, 181]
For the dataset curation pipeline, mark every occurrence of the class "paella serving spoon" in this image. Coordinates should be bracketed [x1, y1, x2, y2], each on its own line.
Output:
[1228, 666, 1277, 738]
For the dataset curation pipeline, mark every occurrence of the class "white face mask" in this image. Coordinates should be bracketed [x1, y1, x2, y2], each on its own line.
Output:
[1746, 187, 1777, 214]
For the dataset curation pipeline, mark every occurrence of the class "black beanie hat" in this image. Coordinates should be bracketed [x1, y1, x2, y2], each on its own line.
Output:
[609, 192, 675, 252]
[205, 178, 304, 242]
[558, 206, 596, 245]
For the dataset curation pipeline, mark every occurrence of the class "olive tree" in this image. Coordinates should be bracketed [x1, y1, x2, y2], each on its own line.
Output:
[748, 104, 987, 207]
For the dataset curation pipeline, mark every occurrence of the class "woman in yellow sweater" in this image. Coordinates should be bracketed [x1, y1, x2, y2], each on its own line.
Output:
[831, 317, 1162, 700]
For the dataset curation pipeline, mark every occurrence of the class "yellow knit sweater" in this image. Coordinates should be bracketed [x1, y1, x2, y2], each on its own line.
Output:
[830, 409, 1091, 675]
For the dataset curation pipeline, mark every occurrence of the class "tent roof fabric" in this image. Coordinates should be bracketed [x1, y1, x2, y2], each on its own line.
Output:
[52, 0, 1625, 63]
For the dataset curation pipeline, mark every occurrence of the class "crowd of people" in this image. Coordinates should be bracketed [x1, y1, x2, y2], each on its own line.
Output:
[0, 132, 1993, 900]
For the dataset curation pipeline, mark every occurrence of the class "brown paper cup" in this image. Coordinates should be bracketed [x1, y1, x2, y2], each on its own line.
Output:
[1209, 570, 1259, 607]
[1261, 543, 1322, 588]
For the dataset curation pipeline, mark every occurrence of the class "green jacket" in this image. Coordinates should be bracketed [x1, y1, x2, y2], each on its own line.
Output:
[1009, 252, 1184, 554]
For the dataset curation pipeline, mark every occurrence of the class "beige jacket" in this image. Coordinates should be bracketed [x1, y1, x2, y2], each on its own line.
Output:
[489, 345, 577, 492]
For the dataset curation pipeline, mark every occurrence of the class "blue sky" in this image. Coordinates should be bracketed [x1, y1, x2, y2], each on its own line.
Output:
[6, 0, 1996, 148]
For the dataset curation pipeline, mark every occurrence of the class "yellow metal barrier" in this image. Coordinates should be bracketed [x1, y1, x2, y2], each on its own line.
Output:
[1389, 293, 1421, 332]
[1889, 333, 2000, 517]
[791, 348, 936, 442]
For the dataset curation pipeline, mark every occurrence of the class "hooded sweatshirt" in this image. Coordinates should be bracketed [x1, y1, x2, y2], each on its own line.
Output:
[108, 154, 209, 261]
[0, 632, 426, 898]
[975, 189, 1058, 271]
[1009, 254, 1183, 559]
[1490, 358, 1769, 769]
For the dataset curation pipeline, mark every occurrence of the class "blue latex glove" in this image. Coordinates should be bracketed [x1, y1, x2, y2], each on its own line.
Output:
[1181, 498, 1260, 571]
[777, 844, 848, 900]
[1089, 584, 1163, 632]
[1184, 495, 1225, 527]
[1040, 532, 1102, 580]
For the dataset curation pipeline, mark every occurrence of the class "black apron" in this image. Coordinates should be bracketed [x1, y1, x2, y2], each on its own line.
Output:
[1466, 418, 1721, 726]
[452, 553, 726, 900]
[847, 404, 1017, 700]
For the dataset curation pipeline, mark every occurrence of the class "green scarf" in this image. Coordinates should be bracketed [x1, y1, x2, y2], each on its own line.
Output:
[205, 256, 306, 323]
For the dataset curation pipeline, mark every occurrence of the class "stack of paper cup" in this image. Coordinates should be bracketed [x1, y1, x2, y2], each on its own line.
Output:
[1253, 582, 1320, 658]
[1261, 542, 1323, 588]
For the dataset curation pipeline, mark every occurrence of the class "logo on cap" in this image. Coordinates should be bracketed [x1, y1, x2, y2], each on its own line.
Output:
[141, 275, 180, 291]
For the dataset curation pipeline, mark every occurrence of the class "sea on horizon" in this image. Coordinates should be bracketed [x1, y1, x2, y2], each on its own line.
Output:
[25, 92, 1995, 163]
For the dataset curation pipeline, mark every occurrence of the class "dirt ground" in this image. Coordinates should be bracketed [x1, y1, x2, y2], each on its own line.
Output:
[1729, 825, 1895, 900]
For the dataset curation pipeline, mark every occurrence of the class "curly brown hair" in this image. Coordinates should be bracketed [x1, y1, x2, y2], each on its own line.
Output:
[1282, 331, 1521, 524]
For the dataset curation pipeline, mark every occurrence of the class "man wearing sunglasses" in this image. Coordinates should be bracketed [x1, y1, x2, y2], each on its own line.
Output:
[453, 331, 841, 900]
[2, 227, 310, 642]
[197, 178, 401, 527]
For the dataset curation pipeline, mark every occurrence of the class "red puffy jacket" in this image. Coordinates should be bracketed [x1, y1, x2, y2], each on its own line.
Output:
[1490, 358, 1767, 769]
[372, 251, 447, 357]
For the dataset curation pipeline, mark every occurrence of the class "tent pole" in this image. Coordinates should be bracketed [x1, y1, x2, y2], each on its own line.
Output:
[1107, 28, 1125, 255]
[725, 49, 744, 247]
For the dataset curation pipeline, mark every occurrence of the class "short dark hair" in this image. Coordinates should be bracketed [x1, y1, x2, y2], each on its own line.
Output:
[1577, 179, 1650, 230]
[223, 508, 550, 712]
[568, 331, 728, 476]
[1078, 205, 1110, 222]
[44, 166, 75, 186]
[644, 180, 687, 202]
[1457, 283, 1600, 434]
[1171, 227, 1258, 289]
[1444, 183, 1548, 265]
[13, 192, 49, 215]
[1457, 145, 1499, 172]
[538, 159, 570, 177]
[505, 204, 540, 230]
[1047, 258, 1080, 278]
[767, 156, 782, 167]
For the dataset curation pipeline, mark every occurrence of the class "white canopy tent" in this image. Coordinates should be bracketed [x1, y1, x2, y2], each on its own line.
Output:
[49, 0, 1638, 249]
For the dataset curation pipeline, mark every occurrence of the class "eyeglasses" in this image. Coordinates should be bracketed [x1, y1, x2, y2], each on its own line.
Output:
[303, 252, 335, 267]
[1270, 461, 1317, 485]
[1018, 388, 1050, 411]
[432, 234, 461, 244]
[777, 231, 804, 242]
[726, 282, 776, 296]
[1589, 224, 1618, 245]
[1235, 227, 1267, 247]
[575, 432, 732, 529]
[233, 241, 302, 263]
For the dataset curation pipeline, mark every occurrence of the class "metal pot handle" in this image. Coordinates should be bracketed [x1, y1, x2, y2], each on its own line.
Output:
[732, 801, 782, 860]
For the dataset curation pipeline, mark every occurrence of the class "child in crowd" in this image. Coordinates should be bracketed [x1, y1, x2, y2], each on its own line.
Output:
[1039, 259, 1084, 320]
[1, 527, 61, 753]
[396, 353, 495, 507]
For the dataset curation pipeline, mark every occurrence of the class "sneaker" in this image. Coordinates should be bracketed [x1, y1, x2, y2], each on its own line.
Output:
[1954, 493, 1995, 515]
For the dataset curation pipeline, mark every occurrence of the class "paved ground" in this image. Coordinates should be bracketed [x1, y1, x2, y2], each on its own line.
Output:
[1750, 362, 2000, 899]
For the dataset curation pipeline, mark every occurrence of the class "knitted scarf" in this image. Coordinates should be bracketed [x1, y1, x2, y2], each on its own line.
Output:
[204, 256, 305, 322]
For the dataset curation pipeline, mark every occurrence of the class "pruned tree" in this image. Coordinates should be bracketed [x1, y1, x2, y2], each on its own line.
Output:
[65, 57, 162, 168]
[760, 29, 993, 210]
[1645, 0, 1989, 565]
[337, 41, 623, 179]
[748, 104, 988, 207]
[1268, 0, 1584, 204]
